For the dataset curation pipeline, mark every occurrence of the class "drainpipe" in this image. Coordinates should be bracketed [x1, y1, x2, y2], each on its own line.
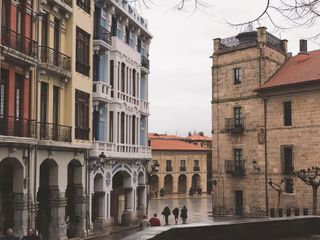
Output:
[259, 46, 269, 217]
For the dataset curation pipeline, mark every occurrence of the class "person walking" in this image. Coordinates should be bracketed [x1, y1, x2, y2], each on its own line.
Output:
[3, 228, 18, 240]
[149, 213, 161, 226]
[180, 205, 188, 224]
[36, 210, 49, 240]
[22, 229, 40, 240]
[172, 207, 179, 224]
[162, 205, 171, 225]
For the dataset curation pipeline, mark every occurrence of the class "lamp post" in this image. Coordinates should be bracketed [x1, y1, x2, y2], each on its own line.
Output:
[146, 160, 160, 215]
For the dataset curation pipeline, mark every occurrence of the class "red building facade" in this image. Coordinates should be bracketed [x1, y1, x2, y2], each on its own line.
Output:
[1, 0, 37, 137]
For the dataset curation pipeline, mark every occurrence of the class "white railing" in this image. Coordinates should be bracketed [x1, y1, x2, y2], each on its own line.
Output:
[93, 81, 112, 102]
[140, 100, 149, 115]
[93, 141, 152, 159]
[117, 91, 140, 106]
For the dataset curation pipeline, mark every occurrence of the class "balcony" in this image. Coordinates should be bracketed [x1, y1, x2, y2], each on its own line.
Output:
[41, 0, 73, 17]
[39, 46, 71, 78]
[93, 81, 112, 103]
[38, 122, 71, 142]
[117, 92, 140, 106]
[75, 127, 90, 140]
[141, 55, 150, 72]
[1, 26, 38, 64]
[180, 166, 186, 172]
[92, 141, 152, 159]
[225, 160, 245, 176]
[166, 166, 173, 172]
[0, 115, 36, 139]
[225, 117, 245, 134]
[93, 26, 112, 50]
[140, 100, 149, 115]
[193, 166, 200, 171]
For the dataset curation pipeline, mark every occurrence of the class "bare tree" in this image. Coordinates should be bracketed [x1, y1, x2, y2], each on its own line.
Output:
[294, 167, 320, 215]
[229, 0, 320, 38]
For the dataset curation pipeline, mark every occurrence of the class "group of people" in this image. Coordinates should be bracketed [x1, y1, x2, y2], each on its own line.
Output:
[140, 205, 188, 229]
[1, 228, 40, 240]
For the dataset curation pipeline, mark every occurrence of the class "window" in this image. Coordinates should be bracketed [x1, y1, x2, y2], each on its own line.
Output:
[109, 111, 113, 142]
[283, 146, 293, 174]
[77, 0, 90, 14]
[40, 82, 48, 123]
[125, 26, 130, 45]
[1, 0, 9, 27]
[75, 90, 90, 140]
[93, 54, 99, 82]
[181, 160, 186, 167]
[166, 160, 172, 171]
[234, 68, 241, 84]
[284, 101, 292, 126]
[53, 86, 59, 125]
[111, 16, 117, 37]
[234, 107, 242, 127]
[0, 69, 8, 117]
[15, 75, 24, 119]
[234, 149, 243, 170]
[194, 160, 199, 167]
[76, 27, 90, 76]
[41, 12, 48, 46]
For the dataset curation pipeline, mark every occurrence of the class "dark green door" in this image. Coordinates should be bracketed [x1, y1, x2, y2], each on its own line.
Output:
[235, 191, 243, 216]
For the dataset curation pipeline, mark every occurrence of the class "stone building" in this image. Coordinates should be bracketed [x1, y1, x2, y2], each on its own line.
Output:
[212, 27, 320, 216]
[89, 0, 152, 230]
[149, 134, 209, 196]
[211, 27, 288, 216]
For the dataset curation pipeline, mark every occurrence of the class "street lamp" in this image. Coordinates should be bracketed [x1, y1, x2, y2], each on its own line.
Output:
[89, 152, 107, 172]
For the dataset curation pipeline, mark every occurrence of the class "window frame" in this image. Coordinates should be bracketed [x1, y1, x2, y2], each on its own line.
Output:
[76, 27, 91, 77]
[283, 101, 292, 126]
[75, 89, 90, 140]
[76, 0, 91, 14]
[234, 68, 241, 84]
[282, 145, 293, 174]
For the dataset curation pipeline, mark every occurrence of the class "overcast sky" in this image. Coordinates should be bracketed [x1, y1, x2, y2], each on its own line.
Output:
[139, 0, 320, 137]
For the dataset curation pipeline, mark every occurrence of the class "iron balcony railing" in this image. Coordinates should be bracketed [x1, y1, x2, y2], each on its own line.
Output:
[1, 26, 38, 58]
[39, 122, 72, 142]
[39, 46, 71, 72]
[225, 160, 245, 176]
[193, 166, 200, 171]
[75, 127, 90, 140]
[0, 115, 36, 138]
[180, 166, 186, 171]
[225, 117, 245, 133]
[166, 166, 173, 172]
[94, 26, 112, 46]
[61, 0, 72, 7]
[141, 55, 150, 70]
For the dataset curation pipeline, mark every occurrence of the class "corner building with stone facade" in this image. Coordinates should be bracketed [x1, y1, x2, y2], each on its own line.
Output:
[211, 27, 288, 216]
[212, 27, 320, 216]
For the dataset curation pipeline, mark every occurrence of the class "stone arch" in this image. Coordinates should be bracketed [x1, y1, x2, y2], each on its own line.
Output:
[111, 171, 132, 225]
[164, 174, 173, 195]
[0, 157, 24, 234]
[192, 174, 201, 191]
[138, 171, 145, 185]
[92, 173, 105, 227]
[66, 159, 83, 237]
[178, 174, 187, 194]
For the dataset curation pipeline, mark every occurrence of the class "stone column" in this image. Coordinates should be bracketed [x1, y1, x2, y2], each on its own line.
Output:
[121, 189, 133, 226]
[136, 186, 145, 218]
[173, 175, 178, 194]
[12, 193, 28, 236]
[93, 192, 106, 233]
[48, 186, 67, 240]
[73, 184, 87, 237]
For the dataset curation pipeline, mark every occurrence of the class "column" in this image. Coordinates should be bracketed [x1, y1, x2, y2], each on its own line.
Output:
[12, 193, 28, 236]
[121, 189, 133, 226]
[173, 175, 178, 194]
[48, 186, 67, 240]
[137, 117, 140, 145]
[74, 184, 86, 237]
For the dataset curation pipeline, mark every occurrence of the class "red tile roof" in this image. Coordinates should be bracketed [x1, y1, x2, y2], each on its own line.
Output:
[150, 139, 209, 151]
[259, 50, 320, 90]
[186, 135, 212, 141]
[148, 133, 187, 140]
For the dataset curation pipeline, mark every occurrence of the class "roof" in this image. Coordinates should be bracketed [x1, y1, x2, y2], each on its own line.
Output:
[150, 139, 209, 151]
[148, 133, 187, 140]
[186, 134, 212, 141]
[259, 50, 320, 90]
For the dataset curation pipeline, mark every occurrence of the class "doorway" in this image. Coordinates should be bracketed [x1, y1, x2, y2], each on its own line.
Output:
[235, 190, 243, 216]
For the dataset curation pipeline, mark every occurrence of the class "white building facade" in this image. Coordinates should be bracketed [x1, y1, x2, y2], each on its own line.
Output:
[89, 0, 152, 230]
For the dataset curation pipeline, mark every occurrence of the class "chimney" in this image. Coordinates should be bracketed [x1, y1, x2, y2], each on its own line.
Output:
[300, 39, 308, 53]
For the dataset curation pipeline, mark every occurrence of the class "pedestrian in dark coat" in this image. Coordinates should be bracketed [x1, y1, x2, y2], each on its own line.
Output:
[180, 205, 188, 224]
[22, 229, 40, 240]
[172, 207, 179, 224]
[3, 228, 18, 240]
[36, 210, 49, 240]
[161, 205, 171, 225]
